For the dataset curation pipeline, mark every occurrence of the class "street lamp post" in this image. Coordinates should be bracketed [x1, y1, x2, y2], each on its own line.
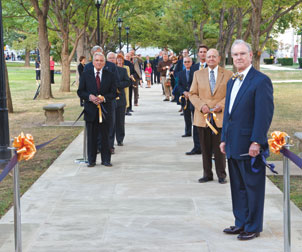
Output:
[0, 0, 11, 164]
[125, 26, 130, 53]
[117, 17, 123, 51]
[95, 0, 102, 46]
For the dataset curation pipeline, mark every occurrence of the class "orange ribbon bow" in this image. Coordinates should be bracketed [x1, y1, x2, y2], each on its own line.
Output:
[268, 131, 288, 154]
[204, 112, 218, 135]
[12, 132, 37, 161]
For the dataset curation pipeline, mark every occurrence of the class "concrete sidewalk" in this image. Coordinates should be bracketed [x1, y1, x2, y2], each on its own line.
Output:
[0, 85, 302, 252]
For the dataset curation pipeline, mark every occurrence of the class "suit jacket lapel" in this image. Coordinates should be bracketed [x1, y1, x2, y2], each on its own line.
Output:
[230, 67, 255, 115]
[88, 69, 98, 94]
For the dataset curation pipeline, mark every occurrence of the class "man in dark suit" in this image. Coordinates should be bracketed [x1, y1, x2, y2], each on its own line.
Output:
[77, 52, 117, 167]
[174, 49, 189, 78]
[185, 45, 208, 155]
[220, 40, 274, 240]
[124, 53, 135, 115]
[178, 56, 193, 137]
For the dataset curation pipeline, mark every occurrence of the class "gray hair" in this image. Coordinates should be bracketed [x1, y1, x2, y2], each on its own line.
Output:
[93, 52, 105, 61]
[184, 56, 192, 62]
[106, 52, 116, 60]
[162, 51, 168, 56]
[91, 46, 103, 55]
[231, 39, 252, 54]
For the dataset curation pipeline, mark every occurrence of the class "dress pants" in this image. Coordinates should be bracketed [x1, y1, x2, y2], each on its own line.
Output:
[108, 100, 117, 149]
[197, 124, 226, 179]
[191, 109, 201, 152]
[133, 79, 139, 105]
[86, 118, 111, 164]
[183, 101, 192, 135]
[228, 158, 266, 233]
[115, 105, 126, 143]
[128, 85, 133, 111]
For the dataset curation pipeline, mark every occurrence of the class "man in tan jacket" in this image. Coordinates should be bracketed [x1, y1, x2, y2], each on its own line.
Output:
[189, 49, 233, 184]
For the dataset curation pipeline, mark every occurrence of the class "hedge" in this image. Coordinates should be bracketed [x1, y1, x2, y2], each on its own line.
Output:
[278, 58, 293, 66]
[264, 58, 274, 64]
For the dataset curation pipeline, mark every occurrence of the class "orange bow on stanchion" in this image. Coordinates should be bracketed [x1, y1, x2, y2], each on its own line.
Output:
[12, 132, 37, 161]
[268, 131, 288, 154]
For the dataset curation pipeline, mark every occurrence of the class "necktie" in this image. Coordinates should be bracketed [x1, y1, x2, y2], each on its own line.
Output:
[232, 72, 244, 81]
[209, 70, 215, 94]
[186, 70, 189, 82]
[96, 71, 101, 93]
[200, 63, 204, 70]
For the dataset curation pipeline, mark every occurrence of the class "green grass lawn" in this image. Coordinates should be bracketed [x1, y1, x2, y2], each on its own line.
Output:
[0, 63, 301, 217]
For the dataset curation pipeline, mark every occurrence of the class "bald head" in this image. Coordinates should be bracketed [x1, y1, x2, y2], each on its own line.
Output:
[206, 49, 220, 69]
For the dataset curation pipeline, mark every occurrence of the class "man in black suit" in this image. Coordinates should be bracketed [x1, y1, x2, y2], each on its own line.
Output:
[186, 44, 208, 155]
[77, 52, 117, 167]
[174, 49, 189, 78]
[178, 56, 193, 137]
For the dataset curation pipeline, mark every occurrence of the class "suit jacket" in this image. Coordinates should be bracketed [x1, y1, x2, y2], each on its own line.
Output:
[221, 66, 274, 159]
[174, 59, 184, 78]
[116, 66, 131, 107]
[77, 68, 117, 122]
[178, 69, 191, 94]
[189, 66, 233, 128]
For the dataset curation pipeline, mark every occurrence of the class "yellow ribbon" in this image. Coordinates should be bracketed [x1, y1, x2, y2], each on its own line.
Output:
[97, 95, 104, 123]
[204, 112, 218, 135]
[12, 132, 37, 161]
[268, 131, 288, 154]
[179, 95, 188, 110]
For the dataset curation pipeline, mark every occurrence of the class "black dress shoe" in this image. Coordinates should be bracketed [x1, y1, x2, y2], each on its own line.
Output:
[237, 231, 260, 240]
[130, 109, 134, 112]
[186, 150, 201, 155]
[223, 226, 244, 235]
[182, 134, 192, 137]
[218, 178, 227, 184]
[101, 162, 113, 167]
[87, 162, 96, 167]
[117, 142, 123, 146]
[125, 112, 132, 116]
[163, 98, 169, 101]
[198, 177, 213, 183]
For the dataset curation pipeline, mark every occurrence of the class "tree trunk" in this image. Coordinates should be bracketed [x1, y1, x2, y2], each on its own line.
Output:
[60, 38, 71, 92]
[250, 0, 263, 70]
[4, 61, 13, 113]
[38, 16, 52, 99]
[24, 48, 30, 67]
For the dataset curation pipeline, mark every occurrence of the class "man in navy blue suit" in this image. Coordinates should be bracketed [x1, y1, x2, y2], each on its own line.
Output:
[78, 52, 117, 167]
[178, 56, 193, 137]
[220, 40, 274, 240]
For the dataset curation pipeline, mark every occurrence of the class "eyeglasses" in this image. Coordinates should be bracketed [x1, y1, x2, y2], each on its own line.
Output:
[184, 61, 191, 63]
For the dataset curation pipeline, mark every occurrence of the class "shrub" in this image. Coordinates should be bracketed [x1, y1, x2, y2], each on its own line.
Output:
[264, 58, 274, 64]
[298, 58, 302, 68]
[278, 58, 293, 66]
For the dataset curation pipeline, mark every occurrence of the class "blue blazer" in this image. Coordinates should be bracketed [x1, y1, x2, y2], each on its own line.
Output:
[221, 67, 274, 159]
[77, 68, 117, 122]
[178, 69, 191, 94]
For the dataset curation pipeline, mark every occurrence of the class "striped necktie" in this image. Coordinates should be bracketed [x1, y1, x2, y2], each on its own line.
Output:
[209, 70, 215, 95]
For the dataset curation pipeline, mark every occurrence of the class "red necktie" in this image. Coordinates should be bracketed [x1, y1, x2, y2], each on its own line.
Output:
[96, 71, 101, 93]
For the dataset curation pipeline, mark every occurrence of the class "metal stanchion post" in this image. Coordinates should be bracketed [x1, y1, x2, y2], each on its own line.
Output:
[75, 125, 88, 164]
[283, 135, 291, 252]
[9, 144, 22, 252]
[83, 125, 88, 162]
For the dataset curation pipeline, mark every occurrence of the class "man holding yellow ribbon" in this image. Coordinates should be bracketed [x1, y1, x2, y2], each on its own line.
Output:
[220, 40, 274, 240]
[189, 49, 232, 184]
[77, 52, 117, 167]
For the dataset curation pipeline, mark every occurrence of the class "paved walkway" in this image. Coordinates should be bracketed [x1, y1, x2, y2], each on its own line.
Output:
[1, 85, 302, 252]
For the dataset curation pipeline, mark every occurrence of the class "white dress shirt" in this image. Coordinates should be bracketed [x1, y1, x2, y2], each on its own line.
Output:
[94, 67, 103, 80]
[228, 64, 252, 114]
[208, 65, 218, 83]
[199, 62, 206, 69]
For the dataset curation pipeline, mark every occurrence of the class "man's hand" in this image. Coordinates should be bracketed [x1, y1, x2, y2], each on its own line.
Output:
[201, 104, 210, 114]
[98, 96, 105, 103]
[249, 142, 260, 157]
[183, 91, 190, 99]
[89, 94, 101, 105]
[220, 142, 226, 154]
[212, 105, 222, 113]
